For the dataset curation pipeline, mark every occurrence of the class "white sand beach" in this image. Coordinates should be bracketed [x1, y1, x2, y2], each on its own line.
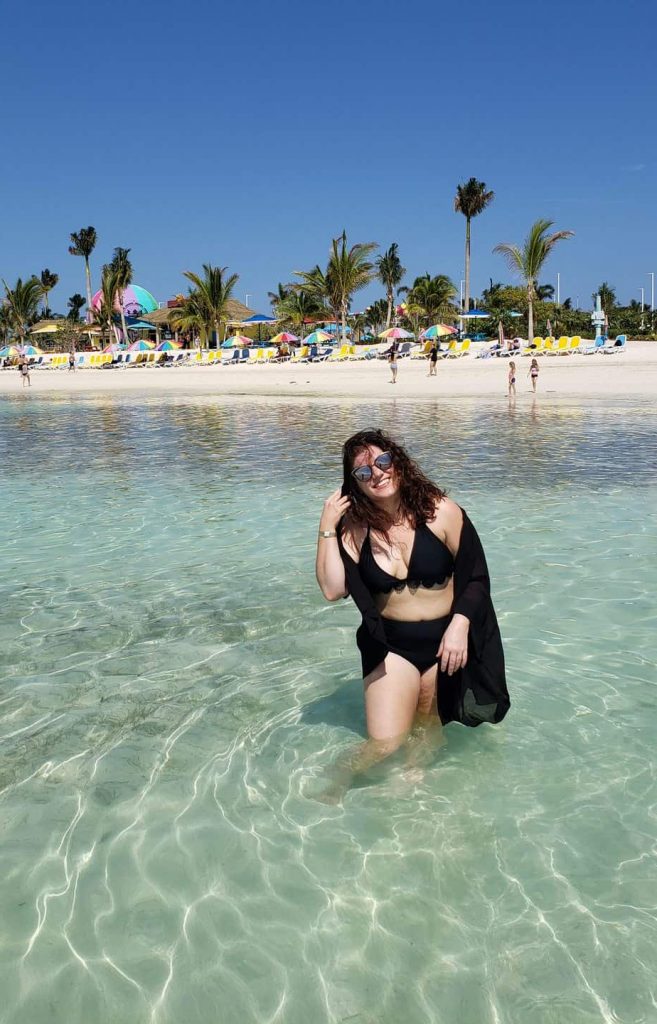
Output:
[2, 341, 656, 400]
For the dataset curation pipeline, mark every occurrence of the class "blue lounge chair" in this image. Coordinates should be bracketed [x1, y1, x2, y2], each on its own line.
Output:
[602, 334, 627, 354]
[582, 336, 606, 355]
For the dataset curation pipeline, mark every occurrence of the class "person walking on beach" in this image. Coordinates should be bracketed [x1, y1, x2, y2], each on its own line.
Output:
[427, 344, 438, 376]
[18, 356, 31, 388]
[315, 429, 509, 797]
[528, 358, 539, 393]
[68, 350, 76, 372]
[507, 360, 516, 397]
[388, 344, 398, 384]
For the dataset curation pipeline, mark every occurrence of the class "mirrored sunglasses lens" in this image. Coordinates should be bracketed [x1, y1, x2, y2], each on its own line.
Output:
[375, 453, 393, 470]
[353, 466, 372, 482]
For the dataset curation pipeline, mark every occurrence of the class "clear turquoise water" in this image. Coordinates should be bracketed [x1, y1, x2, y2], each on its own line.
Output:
[0, 393, 655, 1024]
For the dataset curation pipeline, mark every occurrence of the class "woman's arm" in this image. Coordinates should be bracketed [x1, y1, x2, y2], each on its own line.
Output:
[315, 489, 350, 601]
[434, 499, 471, 674]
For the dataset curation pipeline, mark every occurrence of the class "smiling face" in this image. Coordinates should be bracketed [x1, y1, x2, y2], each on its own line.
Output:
[351, 445, 399, 502]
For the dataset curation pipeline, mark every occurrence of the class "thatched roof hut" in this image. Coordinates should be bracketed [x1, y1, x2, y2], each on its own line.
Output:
[143, 298, 255, 327]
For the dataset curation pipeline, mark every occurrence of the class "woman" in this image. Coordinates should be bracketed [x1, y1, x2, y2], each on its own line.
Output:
[388, 346, 398, 384]
[316, 429, 509, 755]
[427, 344, 438, 376]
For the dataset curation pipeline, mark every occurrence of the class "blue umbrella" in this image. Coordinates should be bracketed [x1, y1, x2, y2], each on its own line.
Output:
[458, 309, 489, 319]
[240, 313, 277, 342]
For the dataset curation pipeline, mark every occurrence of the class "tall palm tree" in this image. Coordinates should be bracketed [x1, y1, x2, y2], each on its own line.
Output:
[365, 298, 389, 335]
[494, 220, 574, 341]
[376, 243, 406, 328]
[109, 247, 133, 343]
[169, 291, 207, 347]
[454, 178, 495, 315]
[175, 264, 239, 348]
[296, 232, 377, 343]
[68, 226, 97, 315]
[2, 276, 44, 343]
[0, 303, 13, 344]
[293, 264, 337, 325]
[92, 265, 121, 348]
[67, 293, 86, 321]
[39, 269, 59, 316]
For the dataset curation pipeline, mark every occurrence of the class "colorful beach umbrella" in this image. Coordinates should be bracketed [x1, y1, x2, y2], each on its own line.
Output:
[378, 327, 414, 339]
[221, 334, 252, 349]
[0, 345, 21, 358]
[102, 343, 125, 354]
[421, 324, 458, 339]
[269, 332, 299, 344]
[91, 284, 158, 316]
[156, 339, 182, 351]
[18, 344, 43, 355]
[127, 339, 156, 351]
[302, 329, 333, 345]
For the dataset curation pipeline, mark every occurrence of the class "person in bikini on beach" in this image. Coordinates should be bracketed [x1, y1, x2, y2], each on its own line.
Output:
[315, 429, 509, 795]
[388, 342, 399, 384]
[427, 343, 438, 376]
[528, 358, 539, 392]
[18, 356, 31, 387]
[508, 360, 516, 397]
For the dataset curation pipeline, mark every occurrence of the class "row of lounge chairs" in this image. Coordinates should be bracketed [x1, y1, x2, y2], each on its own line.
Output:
[524, 335, 627, 356]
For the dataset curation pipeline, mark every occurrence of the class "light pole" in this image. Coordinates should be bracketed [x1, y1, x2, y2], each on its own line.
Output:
[245, 293, 251, 309]
[459, 280, 465, 312]
[640, 287, 644, 313]
[649, 273, 654, 311]
[556, 273, 560, 305]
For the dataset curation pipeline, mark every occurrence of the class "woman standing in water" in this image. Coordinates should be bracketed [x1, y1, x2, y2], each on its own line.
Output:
[315, 429, 508, 782]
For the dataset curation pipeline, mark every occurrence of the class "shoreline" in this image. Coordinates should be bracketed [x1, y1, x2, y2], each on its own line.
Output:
[2, 342, 656, 400]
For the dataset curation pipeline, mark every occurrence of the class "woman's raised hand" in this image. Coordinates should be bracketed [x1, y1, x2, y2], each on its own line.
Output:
[320, 488, 351, 531]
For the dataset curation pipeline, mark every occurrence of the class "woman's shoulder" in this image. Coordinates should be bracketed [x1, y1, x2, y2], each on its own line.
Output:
[426, 496, 464, 549]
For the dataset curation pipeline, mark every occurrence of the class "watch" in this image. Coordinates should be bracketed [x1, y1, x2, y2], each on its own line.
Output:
[318, 530, 337, 538]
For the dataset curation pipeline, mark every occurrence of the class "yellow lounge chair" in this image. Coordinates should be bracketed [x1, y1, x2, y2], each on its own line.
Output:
[548, 336, 570, 356]
[542, 338, 554, 355]
[569, 336, 581, 352]
[291, 345, 309, 362]
[523, 337, 543, 355]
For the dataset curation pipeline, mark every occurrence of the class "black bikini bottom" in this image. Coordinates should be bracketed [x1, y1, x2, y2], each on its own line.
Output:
[380, 615, 451, 673]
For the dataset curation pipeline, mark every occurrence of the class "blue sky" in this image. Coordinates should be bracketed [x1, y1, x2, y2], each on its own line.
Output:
[2, 0, 656, 314]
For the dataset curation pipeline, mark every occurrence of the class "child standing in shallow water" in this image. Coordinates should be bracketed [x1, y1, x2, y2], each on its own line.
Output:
[528, 358, 539, 392]
[507, 360, 516, 397]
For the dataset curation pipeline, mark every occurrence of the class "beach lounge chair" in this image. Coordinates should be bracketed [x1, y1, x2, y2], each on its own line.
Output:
[522, 338, 543, 356]
[568, 336, 581, 353]
[349, 345, 373, 360]
[602, 334, 627, 354]
[547, 337, 571, 356]
[329, 344, 352, 361]
[582, 336, 606, 355]
[291, 346, 309, 363]
[311, 346, 332, 362]
[542, 338, 554, 355]
[222, 349, 240, 365]
[411, 341, 431, 359]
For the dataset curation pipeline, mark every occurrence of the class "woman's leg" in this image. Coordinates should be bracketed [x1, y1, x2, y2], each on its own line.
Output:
[315, 654, 421, 801]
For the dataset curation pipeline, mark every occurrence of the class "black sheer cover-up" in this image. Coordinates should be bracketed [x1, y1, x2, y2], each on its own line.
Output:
[337, 507, 510, 728]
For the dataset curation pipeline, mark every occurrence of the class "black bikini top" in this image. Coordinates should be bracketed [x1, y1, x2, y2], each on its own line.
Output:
[359, 523, 454, 595]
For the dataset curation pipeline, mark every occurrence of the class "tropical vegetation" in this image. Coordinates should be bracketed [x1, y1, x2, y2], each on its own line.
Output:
[109, 247, 133, 342]
[376, 243, 406, 328]
[171, 263, 239, 348]
[493, 219, 574, 342]
[295, 231, 377, 342]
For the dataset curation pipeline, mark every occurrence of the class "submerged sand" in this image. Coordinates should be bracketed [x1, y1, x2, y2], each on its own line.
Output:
[2, 342, 656, 400]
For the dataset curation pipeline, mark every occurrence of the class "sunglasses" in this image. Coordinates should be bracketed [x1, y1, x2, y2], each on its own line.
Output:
[351, 451, 394, 483]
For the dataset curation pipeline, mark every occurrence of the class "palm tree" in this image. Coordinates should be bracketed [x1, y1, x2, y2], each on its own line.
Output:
[535, 283, 555, 301]
[67, 293, 86, 321]
[0, 303, 12, 345]
[267, 282, 292, 314]
[594, 282, 616, 311]
[296, 232, 377, 343]
[2, 276, 44, 343]
[399, 273, 458, 323]
[109, 247, 133, 343]
[276, 289, 324, 338]
[365, 298, 389, 335]
[170, 291, 207, 347]
[40, 269, 59, 316]
[92, 265, 121, 348]
[68, 226, 97, 315]
[376, 243, 406, 328]
[454, 178, 495, 315]
[174, 264, 239, 348]
[494, 220, 574, 342]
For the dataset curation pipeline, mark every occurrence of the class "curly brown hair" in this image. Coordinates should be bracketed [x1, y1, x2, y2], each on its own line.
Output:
[342, 429, 445, 534]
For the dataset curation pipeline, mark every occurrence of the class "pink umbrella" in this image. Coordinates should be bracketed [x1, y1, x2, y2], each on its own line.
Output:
[378, 327, 414, 339]
[270, 331, 300, 344]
